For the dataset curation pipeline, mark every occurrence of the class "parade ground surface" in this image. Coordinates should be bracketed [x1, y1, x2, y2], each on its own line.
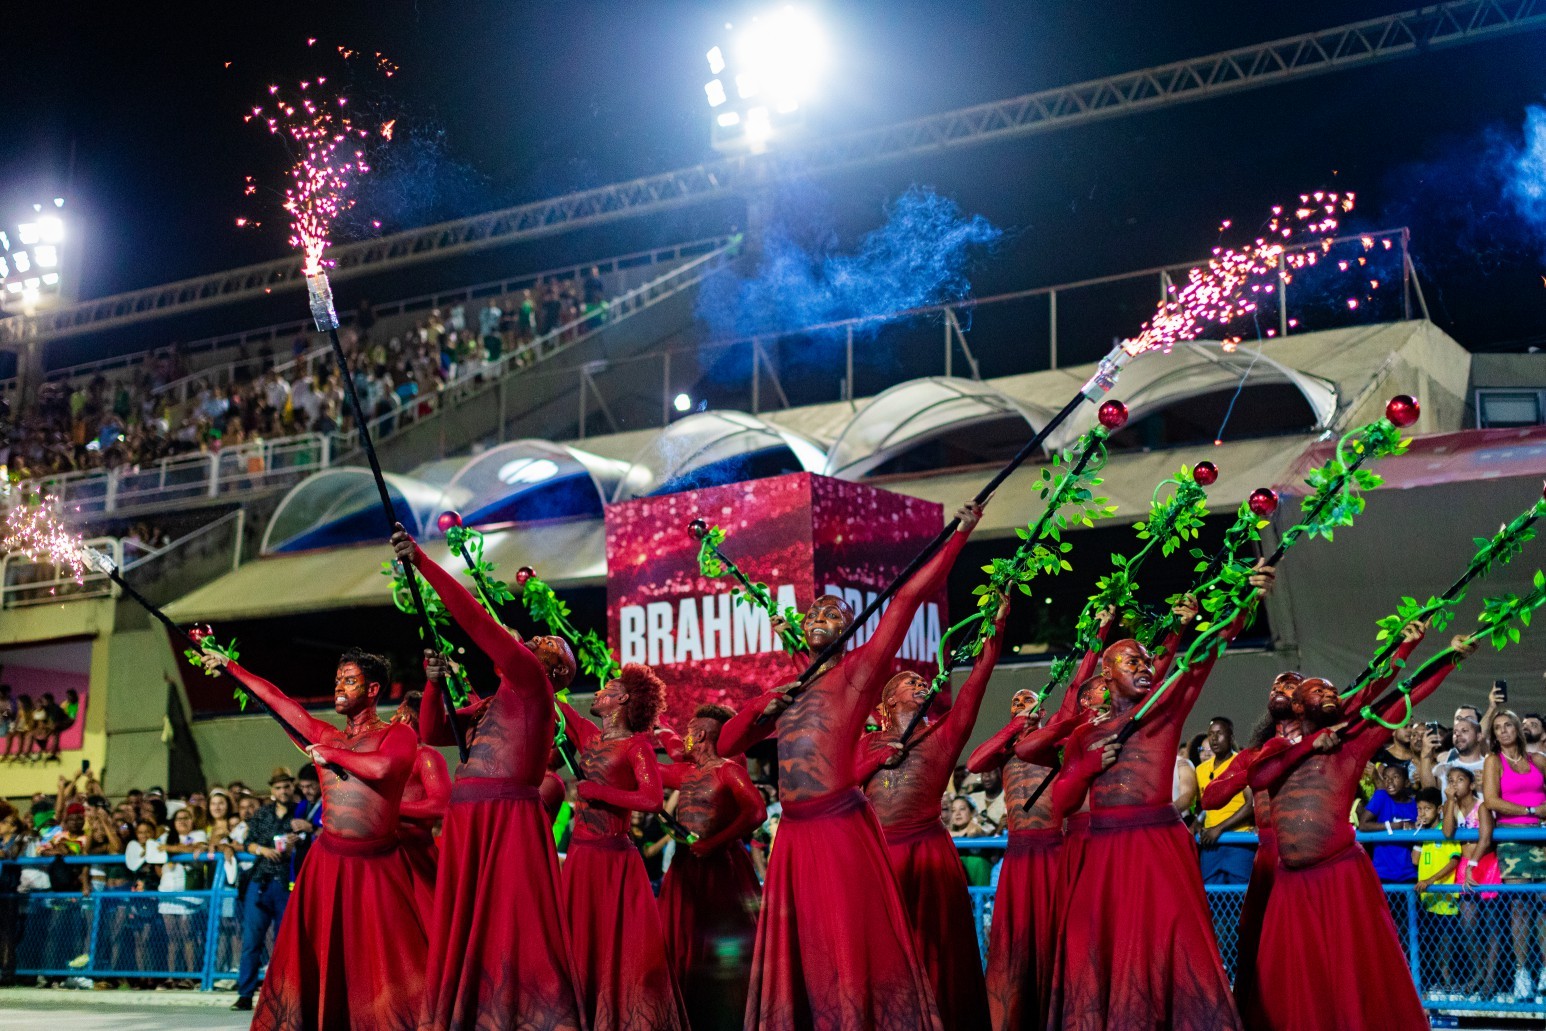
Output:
[0, 988, 251, 1029]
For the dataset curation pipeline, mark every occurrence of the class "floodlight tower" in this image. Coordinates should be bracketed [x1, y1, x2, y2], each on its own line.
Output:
[0, 198, 71, 413]
[703, 6, 828, 155]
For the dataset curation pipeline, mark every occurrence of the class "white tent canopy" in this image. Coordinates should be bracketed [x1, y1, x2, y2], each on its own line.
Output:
[434, 439, 645, 531]
[261, 468, 442, 554]
[613, 410, 827, 501]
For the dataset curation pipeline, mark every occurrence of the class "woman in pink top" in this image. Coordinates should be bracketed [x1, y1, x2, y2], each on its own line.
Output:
[1482, 711, 1546, 999]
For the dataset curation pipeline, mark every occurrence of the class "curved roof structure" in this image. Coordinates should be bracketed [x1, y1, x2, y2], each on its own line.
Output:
[613, 410, 826, 501]
[433, 439, 645, 530]
[823, 377, 1054, 480]
[1040, 342, 1337, 454]
[261, 468, 442, 554]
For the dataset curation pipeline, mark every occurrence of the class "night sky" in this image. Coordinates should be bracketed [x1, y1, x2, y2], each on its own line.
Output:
[4, 1, 1545, 368]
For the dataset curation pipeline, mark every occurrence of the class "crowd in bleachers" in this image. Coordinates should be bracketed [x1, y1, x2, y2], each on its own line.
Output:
[0, 272, 610, 485]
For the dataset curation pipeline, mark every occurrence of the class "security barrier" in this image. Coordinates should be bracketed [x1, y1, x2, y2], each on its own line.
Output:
[6, 826, 1545, 1020]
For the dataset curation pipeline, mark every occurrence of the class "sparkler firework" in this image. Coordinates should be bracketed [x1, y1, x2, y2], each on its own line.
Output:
[1, 495, 97, 583]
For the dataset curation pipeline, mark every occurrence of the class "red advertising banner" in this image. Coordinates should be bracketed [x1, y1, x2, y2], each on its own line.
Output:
[605, 472, 947, 732]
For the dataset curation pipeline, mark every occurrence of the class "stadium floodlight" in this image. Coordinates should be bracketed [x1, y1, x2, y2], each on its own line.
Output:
[34, 245, 57, 268]
[2, 197, 67, 315]
[41, 273, 59, 285]
[12, 251, 28, 274]
[17, 223, 39, 246]
[37, 217, 63, 244]
[674, 392, 693, 412]
[705, 5, 827, 153]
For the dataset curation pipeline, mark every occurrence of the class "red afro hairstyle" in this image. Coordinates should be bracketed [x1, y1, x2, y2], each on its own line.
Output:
[619, 663, 668, 733]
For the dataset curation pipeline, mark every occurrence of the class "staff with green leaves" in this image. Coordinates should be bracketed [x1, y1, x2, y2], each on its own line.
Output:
[689, 520, 807, 654]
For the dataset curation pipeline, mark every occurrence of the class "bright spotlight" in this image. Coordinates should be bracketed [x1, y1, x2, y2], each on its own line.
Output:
[745, 106, 773, 144]
[737, 6, 827, 111]
[705, 5, 826, 153]
[12, 252, 29, 274]
[17, 223, 39, 246]
[497, 457, 560, 486]
[705, 79, 727, 107]
[673, 393, 693, 413]
[37, 217, 63, 243]
[34, 245, 57, 268]
[53, 198, 64, 208]
[706, 46, 726, 75]
[717, 111, 741, 127]
[41, 272, 59, 285]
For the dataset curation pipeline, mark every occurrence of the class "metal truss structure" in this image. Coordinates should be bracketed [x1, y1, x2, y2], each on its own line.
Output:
[3, 0, 1541, 347]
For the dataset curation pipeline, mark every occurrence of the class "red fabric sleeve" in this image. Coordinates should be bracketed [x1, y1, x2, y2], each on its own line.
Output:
[654, 725, 688, 763]
[1200, 747, 1255, 812]
[1346, 657, 1461, 753]
[417, 677, 480, 749]
[966, 717, 1026, 774]
[1339, 632, 1424, 719]
[399, 747, 451, 821]
[1151, 629, 1185, 682]
[1246, 735, 1313, 794]
[852, 733, 896, 784]
[556, 701, 600, 751]
[692, 763, 768, 854]
[412, 544, 551, 697]
[1051, 724, 1103, 818]
[578, 737, 663, 811]
[314, 722, 416, 782]
[1013, 714, 1079, 766]
[658, 762, 687, 791]
[717, 692, 781, 757]
[224, 662, 334, 746]
[935, 607, 1008, 760]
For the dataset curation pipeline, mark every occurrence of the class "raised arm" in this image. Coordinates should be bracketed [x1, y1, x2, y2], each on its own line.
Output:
[718, 690, 783, 757]
[653, 724, 687, 764]
[309, 722, 416, 783]
[1051, 724, 1111, 819]
[1200, 745, 1257, 812]
[968, 715, 1030, 774]
[1248, 729, 1338, 794]
[1014, 713, 1080, 766]
[220, 660, 335, 746]
[419, 653, 482, 748]
[556, 701, 600, 752]
[1347, 641, 1472, 749]
[576, 737, 663, 812]
[1340, 623, 1426, 718]
[690, 763, 768, 855]
[935, 597, 1010, 759]
[399, 746, 451, 822]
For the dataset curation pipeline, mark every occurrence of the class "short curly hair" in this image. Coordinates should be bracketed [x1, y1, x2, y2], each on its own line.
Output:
[338, 648, 391, 695]
[619, 663, 668, 734]
[693, 703, 737, 724]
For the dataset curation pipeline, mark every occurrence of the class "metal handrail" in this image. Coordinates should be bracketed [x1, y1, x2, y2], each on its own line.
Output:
[0, 536, 121, 608]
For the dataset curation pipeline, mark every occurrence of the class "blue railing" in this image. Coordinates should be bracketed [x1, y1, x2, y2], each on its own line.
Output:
[5, 827, 1546, 1020]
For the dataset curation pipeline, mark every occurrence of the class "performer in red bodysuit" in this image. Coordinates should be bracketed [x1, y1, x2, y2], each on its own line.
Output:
[1247, 633, 1470, 1031]
[391, 528, 587, 1031]
[390, 690, 451, 916]
[1202, 620, 1424, 1023]
[1046, 565, 1273, 1031]
[855, 594, 1009, 1031]
[718, 498, 985, 1031]
[200, 646, 427, 1031]
[968, 687, 1061, 1031]
[559, 665, 688, 1031]
[657, 703, 767, 1029]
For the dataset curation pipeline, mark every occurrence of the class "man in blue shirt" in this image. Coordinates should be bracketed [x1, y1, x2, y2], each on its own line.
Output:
[1357, 762, 1419, 882]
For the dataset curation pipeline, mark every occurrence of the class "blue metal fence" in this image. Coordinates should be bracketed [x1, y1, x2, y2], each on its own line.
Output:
[6, 828, 1546, 1022]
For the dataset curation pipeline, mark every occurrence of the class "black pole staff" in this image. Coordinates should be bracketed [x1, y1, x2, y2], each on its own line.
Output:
[759, 346, 1135, 721]
[688, 520, 807, 654]
[307, 271, 467, 761]
[96, 559, 349, 780]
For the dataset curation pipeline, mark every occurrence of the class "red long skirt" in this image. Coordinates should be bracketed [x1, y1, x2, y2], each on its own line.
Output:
[745, 788, 942, 1031]
[1233, 825, 1277, 1027]
[563, 835, 688, 1031]
[419, 782, 586, 1031]
[399, 824, 438, 919]
[884, 821, 991, 1031]
[984, 829, 1062, 1031]
[252, 833, 428, 1031]
[1050, 804, 1241, 1031]
[1058, 812, 1091, 899]
[1252, 844, 1426, 1031]
[658, 844, 761, 1029]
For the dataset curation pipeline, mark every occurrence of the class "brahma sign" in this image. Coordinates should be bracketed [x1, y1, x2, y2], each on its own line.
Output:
[605, 472, 947, 732]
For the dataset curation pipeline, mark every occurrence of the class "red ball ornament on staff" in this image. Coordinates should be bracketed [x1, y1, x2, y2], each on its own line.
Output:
[515, 566, 536, 586]
[1097, 399, 1129, 430]
[1193, 461, 1219, 487]
[1248, 488, 1279, 517]
[1384, 394, 1420, 428]
[436, 510, 462, 533]
[686, 518, 709, 542]
[188, 624, 214, 645]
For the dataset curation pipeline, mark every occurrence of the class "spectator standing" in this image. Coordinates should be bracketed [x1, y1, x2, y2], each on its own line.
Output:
[1173, 748, 1199, 825]
[965, 766, 1007, 836]
[158, 807, 208, 988]
[1482, 710, 1546, 999]
[1358, 763, 1420, 883]
[1523, 711, 1546, 755]
[1195, 716, 1256, 883]
[1433, 703, 1491, 801]
[1413, 786, 1462, 990]
[230, 768, 298, 1013]
[517, 289, 536, 343]
[479, 299, 503, 361]
[0, 802, 30, 985]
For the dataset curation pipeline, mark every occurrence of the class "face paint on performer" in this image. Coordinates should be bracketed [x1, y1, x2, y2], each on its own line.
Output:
[684, 715, 723, 760]
[334, 662, 380, 716]
[802, 594, 855, 650]
[1077, 677, 1109, 713]
[882, 671, 931, 718]
[528, 635, 577, 692]
[1268, 671, 1304, 720]
[1100, 640, 1154, 703]
[1009, 689, 1042, 729]
[1294, 677, 1339, 725]
[590, 676, 628, 720]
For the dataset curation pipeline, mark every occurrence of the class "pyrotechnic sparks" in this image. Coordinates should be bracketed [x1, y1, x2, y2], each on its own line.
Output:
[0, 496, 101, 584]
[1123, 191, 1375, 356]
[240, 43, 397, 275]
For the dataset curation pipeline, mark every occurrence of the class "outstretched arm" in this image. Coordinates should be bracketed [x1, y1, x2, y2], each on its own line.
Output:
[1200, 746, 1257, 812]
[718, 691, 783, 757]
[1248, 729, 1338, 794]
[399, 746, 451, 822]
[1340, 623, 1426, 718]
[220, 661, 335, 745]
[691, 764, 767, 855]
[1013, 714, 1080, 766]
[556, 701, 601, 751]
[576, 737, 663, 811]
[308, 722, 416, 783]
[653, 725, 687, 763]
[418, 654, 482, 748]
[968, 715, 1030, 774]
[936, 597, 1010, 759]
[853, 732, 901, 784]
[658, 761, 688, 791]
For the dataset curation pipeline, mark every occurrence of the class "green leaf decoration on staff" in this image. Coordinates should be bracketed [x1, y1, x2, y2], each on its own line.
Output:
[1359, 573, 1546, 731]
[1128, 402, 1414, 729]
[1345, 492, 1546, 700]
[1033, 463, 1214, 709]
[183, 632, 246, 708]
[445, 523, 518, 617]
[520, 570, 622, 688]
[1144, 498, 1273, 654]
[381, 560, 473, 708]
[692, 520, 807, 654]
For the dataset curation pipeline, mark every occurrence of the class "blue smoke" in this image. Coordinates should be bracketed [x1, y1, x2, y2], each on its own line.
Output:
[1506, 105, 1546, 248]
[338, 126, 489, 238]
[696, 186, 1001, 340]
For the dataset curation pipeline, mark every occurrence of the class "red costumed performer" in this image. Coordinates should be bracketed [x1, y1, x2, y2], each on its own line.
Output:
[1047, 569, 1273, 1031]
[718, 498, 987, 1031]
[1246, 631, 1468, 1031]
[559, 666, 689, 1031]
[200, 647, 428, 1031]
[390, 690, 451, 916]
[855, 594, 1010, 1031]
[657, 704, 767, 1029]
[393, 528, 588, 1031]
